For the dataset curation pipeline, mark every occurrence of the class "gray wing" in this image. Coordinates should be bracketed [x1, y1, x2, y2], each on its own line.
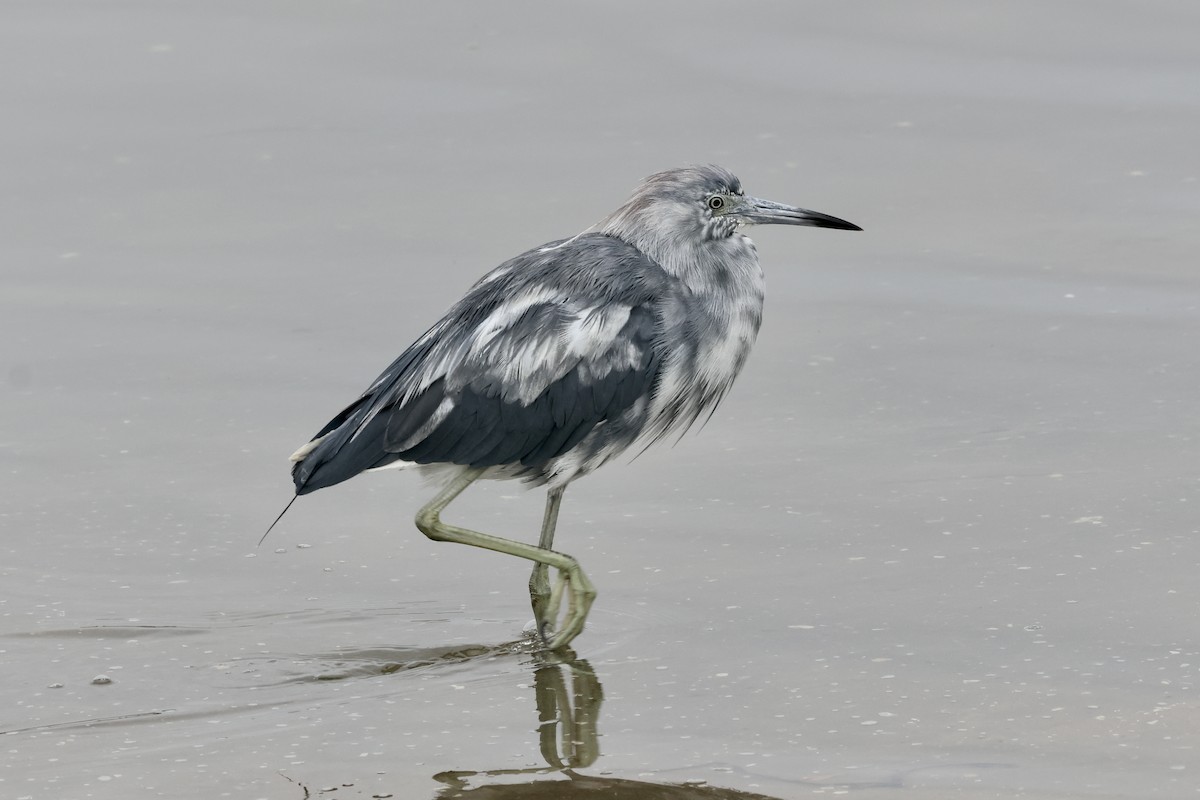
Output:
[291, 234, 668, 494]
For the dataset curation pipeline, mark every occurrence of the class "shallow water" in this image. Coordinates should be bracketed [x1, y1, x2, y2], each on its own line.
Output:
[3, 2, 1199, 798]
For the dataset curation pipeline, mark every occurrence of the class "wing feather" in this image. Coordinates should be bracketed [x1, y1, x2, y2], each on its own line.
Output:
[292, 234, 669, 494]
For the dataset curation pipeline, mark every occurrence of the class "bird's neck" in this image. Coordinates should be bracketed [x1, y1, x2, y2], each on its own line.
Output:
[602, 219, 764, 301]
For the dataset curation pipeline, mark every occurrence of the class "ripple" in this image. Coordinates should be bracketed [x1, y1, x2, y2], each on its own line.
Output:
[216, 639, 537, 687]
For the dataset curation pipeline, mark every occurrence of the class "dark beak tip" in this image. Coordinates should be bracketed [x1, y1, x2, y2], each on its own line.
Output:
[818, 216, 862, 232]
[798, 207, 862, 232]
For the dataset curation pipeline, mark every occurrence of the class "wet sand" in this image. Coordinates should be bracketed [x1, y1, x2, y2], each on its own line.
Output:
[3, 2, 1198, 797]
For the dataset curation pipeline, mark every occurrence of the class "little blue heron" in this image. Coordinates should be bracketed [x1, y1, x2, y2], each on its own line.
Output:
[279, 165, 860, 649]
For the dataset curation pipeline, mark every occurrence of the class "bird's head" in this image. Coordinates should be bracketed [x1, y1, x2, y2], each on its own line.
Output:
[597, 165, 860, 263]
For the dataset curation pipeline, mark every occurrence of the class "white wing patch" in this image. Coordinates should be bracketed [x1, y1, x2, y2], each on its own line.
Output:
[471, 286, 561, 350]
[568, 305, 643, 384]
[563, 305, 632, 357]
[443, 291, 637, 406]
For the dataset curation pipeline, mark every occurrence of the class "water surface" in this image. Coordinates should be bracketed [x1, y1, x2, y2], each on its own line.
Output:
[2, 2, 1198, 797]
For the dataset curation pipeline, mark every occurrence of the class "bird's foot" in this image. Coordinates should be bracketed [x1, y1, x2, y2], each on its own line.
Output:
[529, 561, 595, 651]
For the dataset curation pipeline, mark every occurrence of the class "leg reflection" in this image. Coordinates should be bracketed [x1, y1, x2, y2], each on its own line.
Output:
[533, 648, 601, 770]
[432, 648, 602, 792]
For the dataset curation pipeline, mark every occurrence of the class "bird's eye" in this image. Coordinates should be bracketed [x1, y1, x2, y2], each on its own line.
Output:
[707, 196, 725, 210]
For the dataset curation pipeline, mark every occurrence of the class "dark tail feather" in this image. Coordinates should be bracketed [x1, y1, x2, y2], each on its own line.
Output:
[290, 394, 382, 495]
[290, 340, 439, 495]
[259, 494, 298, 546]
[291, 407, 401, 495]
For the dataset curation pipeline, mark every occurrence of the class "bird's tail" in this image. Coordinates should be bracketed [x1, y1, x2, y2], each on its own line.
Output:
[289, 393, 402, 495]
[262, 394, 385, 545]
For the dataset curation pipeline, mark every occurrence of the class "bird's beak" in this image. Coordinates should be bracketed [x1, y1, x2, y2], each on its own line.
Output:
[735, 196, 862, 231]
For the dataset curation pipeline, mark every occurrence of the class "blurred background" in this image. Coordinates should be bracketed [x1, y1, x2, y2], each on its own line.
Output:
[2, 2, 1197, 798]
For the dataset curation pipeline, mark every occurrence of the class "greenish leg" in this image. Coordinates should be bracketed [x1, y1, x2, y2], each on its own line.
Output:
[529, 486, 566, 641]
[415, 471, 595, 650]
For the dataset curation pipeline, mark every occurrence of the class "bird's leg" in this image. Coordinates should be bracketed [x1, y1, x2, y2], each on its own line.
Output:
[415, 471, 595, 650]
[531, 491, 582, 646]
[529, 486, 565, 641]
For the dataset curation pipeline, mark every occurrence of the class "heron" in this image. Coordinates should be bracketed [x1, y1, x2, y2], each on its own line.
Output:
[278, 165, 860, 650]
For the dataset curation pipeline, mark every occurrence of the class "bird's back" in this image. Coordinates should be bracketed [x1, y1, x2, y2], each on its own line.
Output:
[291, 233, 681, 494]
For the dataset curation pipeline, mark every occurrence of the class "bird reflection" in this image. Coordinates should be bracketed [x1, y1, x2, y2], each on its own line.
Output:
[432, 648, 786, 800]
